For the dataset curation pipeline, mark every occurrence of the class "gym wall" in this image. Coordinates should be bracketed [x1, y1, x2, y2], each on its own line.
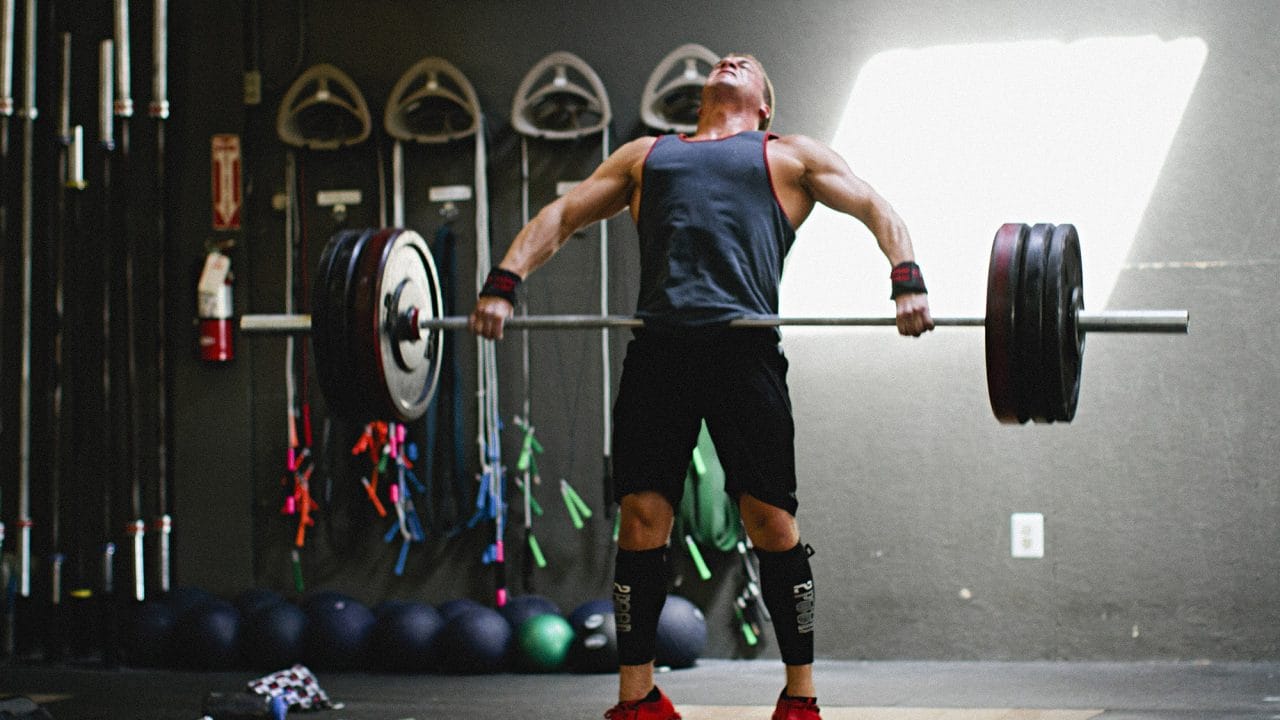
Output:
[2, 0, 1274, 662]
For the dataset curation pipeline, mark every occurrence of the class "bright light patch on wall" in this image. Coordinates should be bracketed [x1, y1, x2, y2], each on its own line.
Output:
[780, 36, 1206, 321]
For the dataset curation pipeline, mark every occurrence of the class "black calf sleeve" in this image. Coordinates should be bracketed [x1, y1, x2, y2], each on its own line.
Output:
[613, 546, 669, 665]
[756, 542, 815, 666]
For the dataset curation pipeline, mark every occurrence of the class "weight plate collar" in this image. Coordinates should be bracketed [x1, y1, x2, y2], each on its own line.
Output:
[511, 51, 612, 140]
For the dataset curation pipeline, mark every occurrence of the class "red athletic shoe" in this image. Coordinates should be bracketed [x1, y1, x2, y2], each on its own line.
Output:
[603, 687, 681, 720]
[772, 691, 821, 720]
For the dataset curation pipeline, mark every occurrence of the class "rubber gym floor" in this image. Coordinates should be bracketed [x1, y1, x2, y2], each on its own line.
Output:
[3, 659, 1278, 719]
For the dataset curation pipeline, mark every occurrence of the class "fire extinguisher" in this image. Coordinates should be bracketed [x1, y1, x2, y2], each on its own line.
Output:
[196, 247, 235, 362]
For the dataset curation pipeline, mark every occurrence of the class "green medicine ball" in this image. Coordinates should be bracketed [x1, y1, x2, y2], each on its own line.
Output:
[516, 613, 575, 672]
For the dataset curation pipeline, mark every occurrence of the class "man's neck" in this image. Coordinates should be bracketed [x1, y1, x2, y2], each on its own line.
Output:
[691, 105, 759, 140]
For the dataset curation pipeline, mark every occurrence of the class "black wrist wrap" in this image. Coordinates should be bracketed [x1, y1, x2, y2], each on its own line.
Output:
[890, 261, 927, 298]
[479, 267, 522, 305]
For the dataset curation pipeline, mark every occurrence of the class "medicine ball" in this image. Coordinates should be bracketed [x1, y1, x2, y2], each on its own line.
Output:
[655, 595, 706, 669]
[163, 586, 217, 619]
[567, 597, 614, 631]
[371, 601, 444, 672]
[374, 598, 411, 619]
[124, 599, 176, 667]
[235, 587, 285, 619]
[499, 594, 561, 631]
[304, 595, 375, 671]
[566, 598, 618, 673]
[437, 597, 485, 623]
[302, 589, 357, 613]
[515, 613, 575, 673]
[241, 600, 307, 670]
[434, 606, 511, 674]
[173, 598, 242, 670]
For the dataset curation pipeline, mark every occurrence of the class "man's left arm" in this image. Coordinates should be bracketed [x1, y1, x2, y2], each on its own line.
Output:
[789, 135, 934, 336]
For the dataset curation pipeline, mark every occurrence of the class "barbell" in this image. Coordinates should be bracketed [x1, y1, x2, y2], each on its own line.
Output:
[239, 223, 1189, 425]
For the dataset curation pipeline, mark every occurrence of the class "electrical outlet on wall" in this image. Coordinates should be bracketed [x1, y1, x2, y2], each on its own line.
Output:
[1011, 512, 1045, 558]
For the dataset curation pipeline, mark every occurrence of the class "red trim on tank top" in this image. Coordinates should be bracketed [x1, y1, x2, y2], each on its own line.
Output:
[675, 130, 750, 143]
[762, 132, 797, 231]
[641, 135, 663, 166]
[637, 137, 663, 226]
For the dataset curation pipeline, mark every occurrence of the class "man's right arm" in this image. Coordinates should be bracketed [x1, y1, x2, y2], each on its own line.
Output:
[470, 136, 654, 339]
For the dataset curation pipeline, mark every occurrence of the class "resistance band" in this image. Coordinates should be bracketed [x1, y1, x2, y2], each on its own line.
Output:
[474, 115, 507, 606]
[419, 223, 468, 538]
[276, 61, 372, 585]
[513, 415, 545, 584]
[379, 424, 426, 576]
[384, 57, 500, 594]
[509, 52, 613, 577]
[676, 420, 774, 646]
[676, 421, 739, 582]
[384, 60, 478, 541]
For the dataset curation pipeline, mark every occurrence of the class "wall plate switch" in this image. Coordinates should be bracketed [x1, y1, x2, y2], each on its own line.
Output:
[1011, 512, 1045, 558]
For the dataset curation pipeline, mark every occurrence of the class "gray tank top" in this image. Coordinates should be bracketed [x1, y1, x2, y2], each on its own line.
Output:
[635, 130, 796, 329]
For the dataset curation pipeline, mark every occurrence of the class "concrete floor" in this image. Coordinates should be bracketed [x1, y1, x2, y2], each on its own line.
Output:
[2, 659, 1279, 719]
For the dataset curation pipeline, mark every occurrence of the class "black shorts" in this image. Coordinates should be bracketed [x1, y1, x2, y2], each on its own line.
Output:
[612, 326, 798, 515]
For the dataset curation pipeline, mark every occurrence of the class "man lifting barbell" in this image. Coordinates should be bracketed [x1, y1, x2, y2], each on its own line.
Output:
[237, 51, 1185, 718]
[470, 53, 931, 720]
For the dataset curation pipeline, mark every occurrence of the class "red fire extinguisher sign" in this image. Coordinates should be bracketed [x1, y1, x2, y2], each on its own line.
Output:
[211, 134, 242, 230]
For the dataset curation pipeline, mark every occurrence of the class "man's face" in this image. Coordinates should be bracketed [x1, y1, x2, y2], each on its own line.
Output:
[707, 55, 766, 104]
[703, 55, 772, 129]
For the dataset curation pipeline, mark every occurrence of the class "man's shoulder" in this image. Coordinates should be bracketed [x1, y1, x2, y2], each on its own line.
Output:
[609, 135, 660, 167]
[620, 135, 661, 153]
[767, 132, 844, 172]
[767, 132, 826, 152]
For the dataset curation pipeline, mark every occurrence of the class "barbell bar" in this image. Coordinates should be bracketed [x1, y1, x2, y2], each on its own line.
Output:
[236, 224, 1189, 425]
[240, 310, 1189, 334]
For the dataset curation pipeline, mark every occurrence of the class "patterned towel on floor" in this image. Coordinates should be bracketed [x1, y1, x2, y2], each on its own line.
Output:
[247, 664, 334, 710]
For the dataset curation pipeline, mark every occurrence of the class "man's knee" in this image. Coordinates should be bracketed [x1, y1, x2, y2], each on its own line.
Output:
[618, 491, 675, 550]
[739, 493, 799, 551]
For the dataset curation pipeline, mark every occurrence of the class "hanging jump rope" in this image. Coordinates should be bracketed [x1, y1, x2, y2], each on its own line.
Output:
[280, 151, 319, 570]
[383, 57, 502, 595]
[508, 52, 614, 586]
[472, 116, 509, 607]
[275, 60, 372, 591]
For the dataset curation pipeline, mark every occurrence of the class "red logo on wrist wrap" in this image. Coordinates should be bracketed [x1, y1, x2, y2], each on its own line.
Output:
[890, 265, 922, 283]
[488, 275, 518, 292]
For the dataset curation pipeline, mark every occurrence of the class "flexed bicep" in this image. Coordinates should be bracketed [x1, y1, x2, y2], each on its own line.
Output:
[557, 136, 653, 234]
[496, 137, 652, 278]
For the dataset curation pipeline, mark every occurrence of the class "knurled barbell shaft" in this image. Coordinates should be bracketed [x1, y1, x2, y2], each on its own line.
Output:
[239, 309, 1189, 335]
